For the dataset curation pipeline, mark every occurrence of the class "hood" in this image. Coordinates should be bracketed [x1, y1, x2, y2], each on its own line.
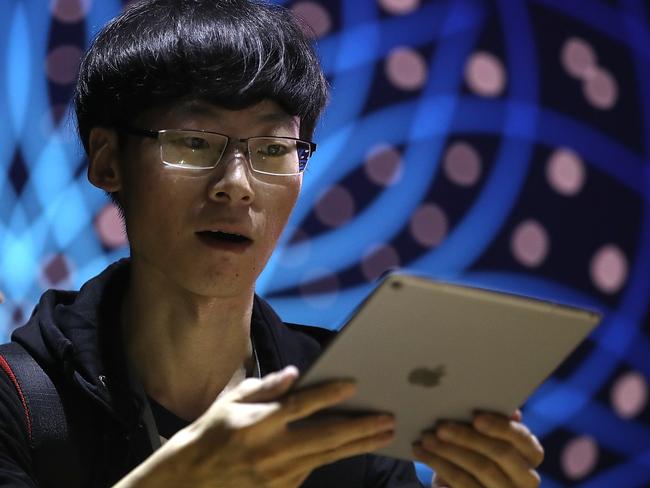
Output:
[11, 259, 133, 424]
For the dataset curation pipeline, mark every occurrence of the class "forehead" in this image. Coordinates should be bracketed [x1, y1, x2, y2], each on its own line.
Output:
[143, 99, 300, 134]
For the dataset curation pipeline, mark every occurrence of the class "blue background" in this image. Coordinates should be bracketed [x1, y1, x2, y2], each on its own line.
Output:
[0, 0, 649, 486]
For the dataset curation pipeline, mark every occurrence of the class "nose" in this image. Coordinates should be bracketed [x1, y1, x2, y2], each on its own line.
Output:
[207, 145, 255, 205]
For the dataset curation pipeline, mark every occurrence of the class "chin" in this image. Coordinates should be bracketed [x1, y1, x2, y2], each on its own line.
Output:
[182, 264, 258, 299]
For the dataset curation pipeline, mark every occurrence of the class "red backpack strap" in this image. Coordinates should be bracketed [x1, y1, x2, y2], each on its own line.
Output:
[0, 342, 76, 487]
[0, 347, 33, 442]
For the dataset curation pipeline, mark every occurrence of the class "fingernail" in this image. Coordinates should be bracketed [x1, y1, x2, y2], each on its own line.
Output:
[336, 382, 357, 397]
[377, 415, 396, 429]
[437, 424, 455, 440]
[283, 365, 299, 377]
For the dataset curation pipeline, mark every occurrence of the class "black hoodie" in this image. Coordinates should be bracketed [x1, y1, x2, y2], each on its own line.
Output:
[0, 260, 422, 487]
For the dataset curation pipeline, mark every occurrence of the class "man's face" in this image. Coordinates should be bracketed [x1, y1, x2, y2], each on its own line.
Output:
[115, 99, 303, 298]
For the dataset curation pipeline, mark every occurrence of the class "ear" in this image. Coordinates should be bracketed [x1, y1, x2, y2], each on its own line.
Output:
[87, 127, 122, 193]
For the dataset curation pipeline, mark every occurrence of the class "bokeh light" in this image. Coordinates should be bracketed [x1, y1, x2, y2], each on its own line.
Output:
[545, 148, 586, 196]
[511, 219, 550, 268]
[590, 244, 628, 294]
[443, 141, 482, 187]
[361, 244, 401, 281]
[45, 45, 83, 85]
[364, 144, 403, 186]
[409, 204, 448, 248]
[50, 0, 93, 24]
[385, 47, 428, 91]
[561, 37, 597, 79]
[610, 371, 648, 419]
[314, 185, 356, 227]
[291, 1, 332, 39]
[378, 0, 420, 15]
[465, 51, 506, 97]
[561, 436, 599, 480]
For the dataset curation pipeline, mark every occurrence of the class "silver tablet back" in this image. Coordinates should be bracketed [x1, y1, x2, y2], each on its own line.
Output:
[296, 273, 601, 460]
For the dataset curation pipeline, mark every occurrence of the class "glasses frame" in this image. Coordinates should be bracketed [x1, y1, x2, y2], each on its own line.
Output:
[122, 127, 317, 176]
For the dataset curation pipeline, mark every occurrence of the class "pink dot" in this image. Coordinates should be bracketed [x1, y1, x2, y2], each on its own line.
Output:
[561, 37, 597, 79]
[611, 371, 648, 419]
[511, 219, 549, 268]
[378, 0, 420, 15]
[465, 51, 506, 97]
[45, 45, 83, 85]
[291, 2, 332, 39]
[443, 141, 482, 187]
[42, 254, 71, 286]
[561, 436, 599, 480]
[50, 0, 92, 23]
[300, 269, 339, 309]
[410, 204, 448, 247]
[95, 203, 128, 249]
[590, 244, 628, 294]
[546, 148, 586, 196]
[315, 185, 356, 228]
[12, 306, 24, 326]
[583, 67, 618, 110]
[364, 144, 403, 186]
[385, 47, 428, 91]
[361, 244, 401, 281]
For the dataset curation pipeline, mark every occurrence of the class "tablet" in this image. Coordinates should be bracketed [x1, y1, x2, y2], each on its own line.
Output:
[294, 272, 601, 460]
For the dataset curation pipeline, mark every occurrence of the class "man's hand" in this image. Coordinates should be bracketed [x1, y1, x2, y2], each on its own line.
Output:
[413, 410, 544, 488]
[115, 366, 395, 488]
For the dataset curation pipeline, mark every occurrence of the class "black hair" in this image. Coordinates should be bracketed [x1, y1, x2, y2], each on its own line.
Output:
[74, 0, 329, 154]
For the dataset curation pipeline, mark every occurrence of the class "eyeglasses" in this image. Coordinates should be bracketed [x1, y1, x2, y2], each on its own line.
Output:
[123, 128, 317, 176]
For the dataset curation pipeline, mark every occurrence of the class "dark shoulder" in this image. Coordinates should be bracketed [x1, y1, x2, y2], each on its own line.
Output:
[253, 295, 337, 372]
[284, 322, 336, 348]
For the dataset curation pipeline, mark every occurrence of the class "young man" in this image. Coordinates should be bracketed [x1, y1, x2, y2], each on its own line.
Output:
[0, 1, 543, 486]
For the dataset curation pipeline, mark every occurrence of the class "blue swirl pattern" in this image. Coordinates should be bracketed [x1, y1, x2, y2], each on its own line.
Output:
[0, 1, 649, 486]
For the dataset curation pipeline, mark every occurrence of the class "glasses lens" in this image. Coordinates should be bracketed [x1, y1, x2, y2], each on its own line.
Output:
[160, 130, 228, 168]
[249, 137, 311, 175]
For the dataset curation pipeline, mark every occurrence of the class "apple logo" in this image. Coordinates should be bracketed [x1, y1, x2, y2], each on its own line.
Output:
[408, 365, 446, 387]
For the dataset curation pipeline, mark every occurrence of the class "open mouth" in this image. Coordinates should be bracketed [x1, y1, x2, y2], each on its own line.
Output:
[196, 231, 253, 251]
[198, 230, 251, 243]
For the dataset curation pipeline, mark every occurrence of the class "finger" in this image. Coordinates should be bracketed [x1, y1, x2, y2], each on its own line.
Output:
[473, 413, 544, 467]
[240, 366, 300, 403]
[293, 429, 395, 474]
[432, 475, 450, 488]
[273, 381, 358, 424]
[420, 435, 514, 488]
[281, 414, 395, 458]
[433, 424, 540, 488]
[511, 409, 522, 422]
[413, 444, 481, 488]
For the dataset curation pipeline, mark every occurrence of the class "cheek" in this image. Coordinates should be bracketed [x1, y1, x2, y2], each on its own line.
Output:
[122, 169, 194, 243]
[264, 177, 301, 234]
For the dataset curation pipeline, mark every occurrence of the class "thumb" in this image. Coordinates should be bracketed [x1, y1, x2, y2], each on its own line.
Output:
[239, 365, 300, 403]
[511, 409, 523, 422]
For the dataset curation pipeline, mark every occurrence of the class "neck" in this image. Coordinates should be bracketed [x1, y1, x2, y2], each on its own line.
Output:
[121, 258, 255, 421]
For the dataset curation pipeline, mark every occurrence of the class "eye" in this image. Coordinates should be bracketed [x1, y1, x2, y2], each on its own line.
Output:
[260, 143, 289, 157]
[183, 136, 210, 150]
